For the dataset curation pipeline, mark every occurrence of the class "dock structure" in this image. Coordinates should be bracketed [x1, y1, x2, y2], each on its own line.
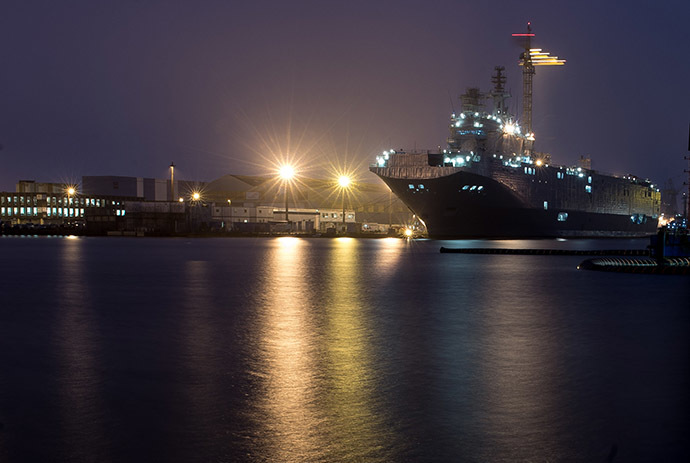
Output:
[439, 247, 649, 256]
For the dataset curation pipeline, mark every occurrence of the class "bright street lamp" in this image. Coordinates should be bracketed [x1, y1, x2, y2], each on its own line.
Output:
[279, 165, 295, 181]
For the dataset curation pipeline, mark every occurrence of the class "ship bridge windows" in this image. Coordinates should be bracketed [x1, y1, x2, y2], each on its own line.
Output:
[630, 214, 647, 225]
[460, 185, 485, 194]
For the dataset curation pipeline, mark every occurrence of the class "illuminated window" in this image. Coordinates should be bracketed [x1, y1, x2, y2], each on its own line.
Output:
[585, 185, 592, 193]
[557, 212, 568, 222]
[543, 201, 548, 210]
[408, 184, 414, 189]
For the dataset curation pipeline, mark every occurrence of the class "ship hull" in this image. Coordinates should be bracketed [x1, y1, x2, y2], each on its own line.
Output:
[374, 169, 658, 239]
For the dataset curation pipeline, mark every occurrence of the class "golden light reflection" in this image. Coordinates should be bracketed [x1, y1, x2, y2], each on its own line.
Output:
[321, 237, 390, 460]
[256, 237, 323, 461]
[371, 237, 404, 280]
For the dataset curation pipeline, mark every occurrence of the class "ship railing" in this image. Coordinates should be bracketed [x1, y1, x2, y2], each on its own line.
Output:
[388, 148, 444, 155]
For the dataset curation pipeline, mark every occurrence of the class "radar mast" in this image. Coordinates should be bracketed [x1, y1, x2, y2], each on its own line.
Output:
[512, 22, 565, 148]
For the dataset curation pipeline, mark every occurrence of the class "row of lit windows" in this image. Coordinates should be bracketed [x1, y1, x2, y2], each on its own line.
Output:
[1, 207, 85, 217]
[2, 196, 37, 205]
[321, 212, 354, 219]
[1, 207, 126, 218]
[1, 196, 121, 207]
[1, 207, 40, 216]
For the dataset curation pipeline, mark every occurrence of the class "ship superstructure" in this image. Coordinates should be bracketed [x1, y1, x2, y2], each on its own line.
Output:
[370, 25, 660, 238]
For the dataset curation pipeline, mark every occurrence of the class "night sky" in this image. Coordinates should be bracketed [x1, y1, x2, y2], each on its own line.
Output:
[2, 0, 689, 191]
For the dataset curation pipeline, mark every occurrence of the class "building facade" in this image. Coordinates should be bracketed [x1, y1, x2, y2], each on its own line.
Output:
[1, 191, 128, 225]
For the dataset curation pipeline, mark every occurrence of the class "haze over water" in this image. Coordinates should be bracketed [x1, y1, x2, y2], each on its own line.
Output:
[0, 236, 688, 462]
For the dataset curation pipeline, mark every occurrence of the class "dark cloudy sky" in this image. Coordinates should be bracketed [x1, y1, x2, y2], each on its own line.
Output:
[1, 0, 689, 190]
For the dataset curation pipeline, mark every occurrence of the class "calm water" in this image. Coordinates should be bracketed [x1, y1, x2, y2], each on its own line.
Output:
[0, 236, 688, 462]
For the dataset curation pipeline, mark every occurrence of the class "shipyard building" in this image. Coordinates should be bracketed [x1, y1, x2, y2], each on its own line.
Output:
[1, 174, 414, 235]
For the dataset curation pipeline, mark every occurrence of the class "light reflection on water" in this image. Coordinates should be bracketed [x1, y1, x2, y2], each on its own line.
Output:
[478, 272, 567, 461]
[55, 237, 108, 460]
[249, 237, 395, 462]
[252, 237, 324, 461]
[320, 238, 391, 461]
[0, 236, 687, 462]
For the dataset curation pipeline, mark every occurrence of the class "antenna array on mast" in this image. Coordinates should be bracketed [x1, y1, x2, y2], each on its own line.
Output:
[512, 22, 566, 144]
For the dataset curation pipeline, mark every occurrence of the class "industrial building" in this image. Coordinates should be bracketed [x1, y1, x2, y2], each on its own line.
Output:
[2, 173, 415, 235]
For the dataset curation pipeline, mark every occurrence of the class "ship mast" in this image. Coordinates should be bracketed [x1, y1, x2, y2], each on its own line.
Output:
[490, 66, 509, 116]
[512, 22, 565, 149]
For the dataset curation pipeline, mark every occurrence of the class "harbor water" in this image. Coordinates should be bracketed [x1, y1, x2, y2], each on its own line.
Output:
[0, 236, 688, 462]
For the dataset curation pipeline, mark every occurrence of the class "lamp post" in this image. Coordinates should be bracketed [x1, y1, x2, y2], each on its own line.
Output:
[169, 162, 175, 202]
[338, 175, 351, 233]
[279, 165, 295, 224]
